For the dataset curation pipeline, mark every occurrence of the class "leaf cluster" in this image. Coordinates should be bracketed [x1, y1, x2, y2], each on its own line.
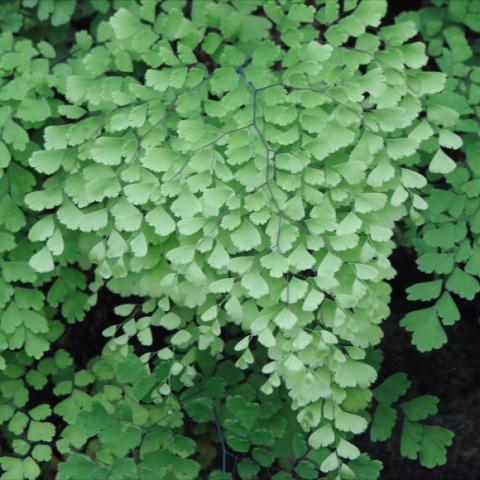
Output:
[0, 0, 467, 478]
[397, 1, 480, 351]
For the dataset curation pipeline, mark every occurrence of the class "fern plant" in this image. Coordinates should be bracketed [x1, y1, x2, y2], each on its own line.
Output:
[397, 0, 480, 351]
[54, 345, 383, 480]
[0, 0, 465, 478]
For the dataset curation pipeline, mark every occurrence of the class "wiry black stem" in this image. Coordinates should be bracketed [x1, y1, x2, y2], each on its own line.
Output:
[213, 406, 228, 472]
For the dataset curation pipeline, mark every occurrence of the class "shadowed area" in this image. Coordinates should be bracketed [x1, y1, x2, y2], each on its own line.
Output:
[360, 248, 480, 479]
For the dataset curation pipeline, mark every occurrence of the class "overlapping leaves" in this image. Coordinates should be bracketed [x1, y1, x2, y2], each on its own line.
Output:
[0, 0, 460, 478]
[370, 373, 453, 469]
[398, 0, 480, 351]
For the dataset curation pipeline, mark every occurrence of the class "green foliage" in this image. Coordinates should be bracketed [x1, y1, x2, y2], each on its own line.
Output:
[370, 373, 453, 468]
[398, 0, 480, 350]
[0, 0, 470, 478]
[0, 349, 76, 479]
[56, 349, 199, 480]
[56, 348, 381, 480]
